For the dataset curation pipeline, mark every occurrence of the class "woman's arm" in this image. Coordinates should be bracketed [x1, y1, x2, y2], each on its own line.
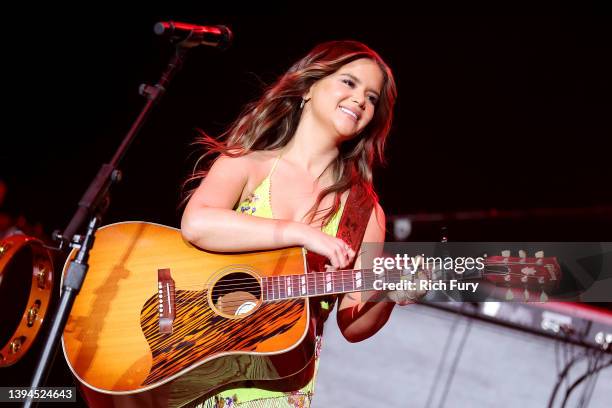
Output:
[336, 202, 397, 343]
[181, 154, 354, 268]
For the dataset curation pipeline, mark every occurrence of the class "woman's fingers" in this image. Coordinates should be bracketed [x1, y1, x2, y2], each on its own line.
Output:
[388, 270, 429, 305]
[302, 226, 355, 268]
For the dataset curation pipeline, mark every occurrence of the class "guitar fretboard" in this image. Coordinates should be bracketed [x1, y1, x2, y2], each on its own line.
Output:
[262, 269, 377, 301]
[257, 254, 563, 302]
[261, 267, 473, 301]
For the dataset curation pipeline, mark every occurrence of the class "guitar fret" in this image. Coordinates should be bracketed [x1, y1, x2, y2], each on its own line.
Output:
[286, 276, 292, 297]
[323, 272, 327, 294]
[325, 272, 332, 293]
[262, 277, 267, 301]
[275, 276, 278, 299]
[274, 276, 278, 300]
[272, 276, 276, 300]
[278, 275, 285, 300]
[366, 271, 376, 290]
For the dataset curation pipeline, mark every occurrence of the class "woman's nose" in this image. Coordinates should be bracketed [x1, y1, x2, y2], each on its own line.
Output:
[351, 93, 366, 108]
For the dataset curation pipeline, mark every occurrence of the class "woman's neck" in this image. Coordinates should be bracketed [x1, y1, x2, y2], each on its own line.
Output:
[282, 117, 340, 179]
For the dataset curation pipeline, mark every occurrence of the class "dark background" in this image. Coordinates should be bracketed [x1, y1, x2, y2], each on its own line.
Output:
[1, 9, 611, 403]
[2, 11, 611, 241]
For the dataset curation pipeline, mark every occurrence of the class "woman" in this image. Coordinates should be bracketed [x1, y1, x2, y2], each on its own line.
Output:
[182, 40, 418, 408]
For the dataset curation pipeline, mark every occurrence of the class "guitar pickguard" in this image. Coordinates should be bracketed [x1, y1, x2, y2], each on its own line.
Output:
[140, 290, 305, 385]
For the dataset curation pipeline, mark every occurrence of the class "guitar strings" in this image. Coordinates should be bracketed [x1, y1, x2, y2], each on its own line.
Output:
[169, 266, 552, 295]
[169, 266, 552, 308]
[168, 263, 552, 291]
[169, 260, 551, 285]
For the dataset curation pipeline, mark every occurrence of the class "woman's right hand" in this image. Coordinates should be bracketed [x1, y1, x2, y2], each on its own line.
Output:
[291, 222, 355, 269]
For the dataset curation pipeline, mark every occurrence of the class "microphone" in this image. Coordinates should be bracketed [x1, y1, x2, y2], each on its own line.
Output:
[154, 21, 233, 49]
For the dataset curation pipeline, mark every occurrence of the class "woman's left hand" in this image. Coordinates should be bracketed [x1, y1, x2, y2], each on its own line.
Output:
[386, 269, 429, 306]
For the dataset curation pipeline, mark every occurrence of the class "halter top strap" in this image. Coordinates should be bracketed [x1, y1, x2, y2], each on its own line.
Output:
[268, 154, 281, 178]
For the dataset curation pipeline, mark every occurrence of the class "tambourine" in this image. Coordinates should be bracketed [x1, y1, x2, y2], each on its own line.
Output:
[0, 234, 53, 367]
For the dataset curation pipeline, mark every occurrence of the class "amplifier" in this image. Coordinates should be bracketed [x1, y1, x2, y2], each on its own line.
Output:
[430, 301, 612, 351]
[316, 302, 612, 407]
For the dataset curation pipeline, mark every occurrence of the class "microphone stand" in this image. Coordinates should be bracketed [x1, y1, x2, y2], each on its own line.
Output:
[25, 40, 196, 408]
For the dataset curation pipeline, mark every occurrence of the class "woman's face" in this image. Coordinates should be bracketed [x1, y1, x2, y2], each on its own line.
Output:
[305, 58, 384, 141]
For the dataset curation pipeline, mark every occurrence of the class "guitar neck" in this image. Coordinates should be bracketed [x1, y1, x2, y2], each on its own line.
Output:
[260, 252, 561, 302]
[260, 267, 477, 301]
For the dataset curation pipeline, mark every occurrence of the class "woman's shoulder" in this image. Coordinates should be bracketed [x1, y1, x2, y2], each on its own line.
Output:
[244, 149, 280, 165]
[217, 149, 279, 168]
[212, 150, 281, 200]
[211, 150, 275, 175]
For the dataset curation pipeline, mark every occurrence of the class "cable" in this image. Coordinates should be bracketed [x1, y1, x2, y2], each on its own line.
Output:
[423, 310, 462, 408]
[560, 354, 612, 408]
[546, 348, 589, 408]
[580, 349, 601, 407]
[436, 317, 473, 408]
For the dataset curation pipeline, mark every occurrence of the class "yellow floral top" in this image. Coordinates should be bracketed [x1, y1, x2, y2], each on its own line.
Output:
[196, 156, 344, 408]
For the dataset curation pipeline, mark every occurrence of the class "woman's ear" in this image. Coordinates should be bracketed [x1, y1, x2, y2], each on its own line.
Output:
[300, 87, 313, 109]
[303, 81, 317, 101]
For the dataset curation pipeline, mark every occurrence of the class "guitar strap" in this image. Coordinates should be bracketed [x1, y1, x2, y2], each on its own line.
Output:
[336, 182, 375, 256]
[307, 182, 374, 326]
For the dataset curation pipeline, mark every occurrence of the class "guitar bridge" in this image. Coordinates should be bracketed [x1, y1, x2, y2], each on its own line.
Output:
[157, 268, 175, 334]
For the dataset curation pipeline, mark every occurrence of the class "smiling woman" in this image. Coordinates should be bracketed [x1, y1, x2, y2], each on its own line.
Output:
[178, 40, 422, 408]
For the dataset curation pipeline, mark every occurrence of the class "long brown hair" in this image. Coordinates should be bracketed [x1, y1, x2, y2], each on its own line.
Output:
[184, 40, 397, 225]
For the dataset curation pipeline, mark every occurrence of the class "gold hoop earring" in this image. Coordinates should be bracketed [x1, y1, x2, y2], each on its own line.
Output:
[300, 98, 309, 109]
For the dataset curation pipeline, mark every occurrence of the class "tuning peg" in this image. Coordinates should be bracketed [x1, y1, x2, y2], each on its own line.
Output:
[535, 250, 544, 265]
[501, 250, 511, 257]
[519, 250, 526, 263]
[505, 288, 514, 300]
[524, 288, 530, 301]
[540, 291, 548, 302]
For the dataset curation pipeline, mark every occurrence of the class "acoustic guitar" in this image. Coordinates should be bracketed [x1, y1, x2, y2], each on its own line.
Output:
[61, 221, 560, 407]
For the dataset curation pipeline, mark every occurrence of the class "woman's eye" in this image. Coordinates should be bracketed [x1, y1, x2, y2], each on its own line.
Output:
[342, 79, 355, 87]
[368, 95, 378, 105]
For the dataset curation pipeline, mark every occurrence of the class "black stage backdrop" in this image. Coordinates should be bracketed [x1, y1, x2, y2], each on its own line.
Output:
[2, 11, 611, 241]
[1, 9, 612, 407]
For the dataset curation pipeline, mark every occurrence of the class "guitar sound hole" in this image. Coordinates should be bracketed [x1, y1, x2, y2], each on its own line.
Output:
[211, 272, 261, 317]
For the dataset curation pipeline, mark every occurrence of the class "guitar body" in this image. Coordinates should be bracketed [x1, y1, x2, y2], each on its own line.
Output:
[62, 222, 316, 407]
